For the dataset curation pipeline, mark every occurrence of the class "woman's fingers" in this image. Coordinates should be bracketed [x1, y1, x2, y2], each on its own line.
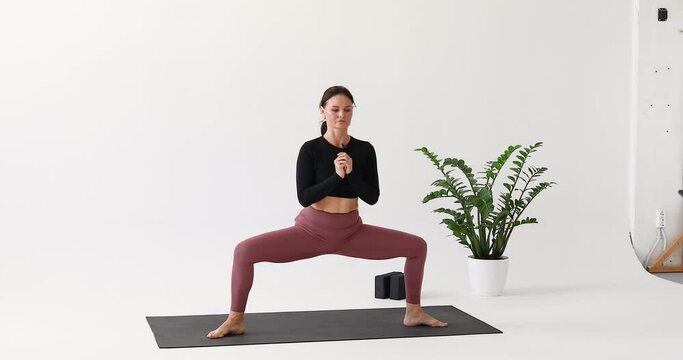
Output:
[335, 154, 351, 171]
[334, 154, 350, 173]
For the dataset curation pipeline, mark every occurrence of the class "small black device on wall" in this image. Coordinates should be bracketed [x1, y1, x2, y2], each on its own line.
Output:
[658, 8, 668, 22]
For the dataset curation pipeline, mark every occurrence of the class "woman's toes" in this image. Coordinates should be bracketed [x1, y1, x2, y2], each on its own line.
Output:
[207, 328, 224, 339]
[430, 318, 448, 327]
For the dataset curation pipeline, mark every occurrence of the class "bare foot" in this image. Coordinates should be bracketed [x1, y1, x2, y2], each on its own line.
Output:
[403, 304, 448, 327]
[206, 313, 246, 339]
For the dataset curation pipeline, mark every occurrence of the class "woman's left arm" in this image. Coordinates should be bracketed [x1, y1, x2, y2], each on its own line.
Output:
[346, 144, 380, 205]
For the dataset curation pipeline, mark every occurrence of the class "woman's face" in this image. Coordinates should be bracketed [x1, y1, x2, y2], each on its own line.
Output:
[320, 94, 353, 131]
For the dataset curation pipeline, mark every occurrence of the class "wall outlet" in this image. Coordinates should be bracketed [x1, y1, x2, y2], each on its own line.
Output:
[655, 209, 666, 228]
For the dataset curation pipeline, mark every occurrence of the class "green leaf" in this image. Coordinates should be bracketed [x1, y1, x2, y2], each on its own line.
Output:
[430, 179, 451, 189]
[433, 207, 462, 218]
[516, 217, 538, 225]
[422, 189, 450, 203]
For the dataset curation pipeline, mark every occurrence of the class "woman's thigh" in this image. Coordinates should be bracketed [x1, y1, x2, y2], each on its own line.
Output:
[235, 225, 332, 264]
[334, 223, 427, 260]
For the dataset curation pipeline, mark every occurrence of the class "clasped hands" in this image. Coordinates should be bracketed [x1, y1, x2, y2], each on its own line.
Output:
[334, 152, 353, 178]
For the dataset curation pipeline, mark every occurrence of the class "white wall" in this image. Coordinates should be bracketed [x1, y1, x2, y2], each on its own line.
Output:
[0, 0, 642, 356]
[631, 0, 683, 266]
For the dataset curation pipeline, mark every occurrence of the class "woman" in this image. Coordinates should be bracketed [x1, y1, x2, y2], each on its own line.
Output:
[207, 86, 447, 338]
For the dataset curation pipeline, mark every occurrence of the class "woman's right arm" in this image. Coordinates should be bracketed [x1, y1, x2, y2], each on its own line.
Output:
[296, 143, 343, 207]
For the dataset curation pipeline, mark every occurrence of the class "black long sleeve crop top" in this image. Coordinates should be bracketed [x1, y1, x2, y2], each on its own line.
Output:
[296, 135, 380, 207]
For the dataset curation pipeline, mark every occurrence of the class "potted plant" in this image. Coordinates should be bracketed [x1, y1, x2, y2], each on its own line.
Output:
[415, 142, 556, 295]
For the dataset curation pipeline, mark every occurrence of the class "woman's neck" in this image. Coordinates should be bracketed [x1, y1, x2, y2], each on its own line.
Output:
[324, 131, 350, 148]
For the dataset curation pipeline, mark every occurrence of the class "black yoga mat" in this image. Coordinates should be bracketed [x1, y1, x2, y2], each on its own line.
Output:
[146, 305, 501, 348]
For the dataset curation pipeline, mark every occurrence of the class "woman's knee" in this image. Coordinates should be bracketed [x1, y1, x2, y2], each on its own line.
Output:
[412, 236, 427, 257]
[233, 240, 254, 263]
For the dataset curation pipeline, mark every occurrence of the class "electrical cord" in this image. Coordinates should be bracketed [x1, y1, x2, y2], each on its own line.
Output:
[644, 227, 667, 268]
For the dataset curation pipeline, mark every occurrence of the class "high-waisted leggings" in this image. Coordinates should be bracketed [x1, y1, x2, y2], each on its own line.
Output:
[230, 205, 428, 312]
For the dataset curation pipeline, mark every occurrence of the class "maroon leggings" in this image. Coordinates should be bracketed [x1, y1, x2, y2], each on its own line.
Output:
[230, 205, 427, 312]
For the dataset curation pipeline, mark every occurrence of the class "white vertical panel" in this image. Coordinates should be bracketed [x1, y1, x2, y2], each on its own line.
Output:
[633, 0, 683, 266]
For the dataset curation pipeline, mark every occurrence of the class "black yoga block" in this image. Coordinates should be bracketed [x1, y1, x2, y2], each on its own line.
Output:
[390, 273, 406, 300]
[375, 271, 402, 299]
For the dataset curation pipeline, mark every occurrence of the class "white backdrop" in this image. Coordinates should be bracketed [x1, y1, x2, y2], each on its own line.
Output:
[2, 1, 672, 359]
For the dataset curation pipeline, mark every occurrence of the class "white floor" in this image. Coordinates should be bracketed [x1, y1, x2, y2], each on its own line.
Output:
[3, 226, 683, 360]
[654, 272, 683, 285]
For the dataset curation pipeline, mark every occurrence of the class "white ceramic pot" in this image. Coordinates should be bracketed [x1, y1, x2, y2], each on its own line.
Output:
[466, 255, 510, 296]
